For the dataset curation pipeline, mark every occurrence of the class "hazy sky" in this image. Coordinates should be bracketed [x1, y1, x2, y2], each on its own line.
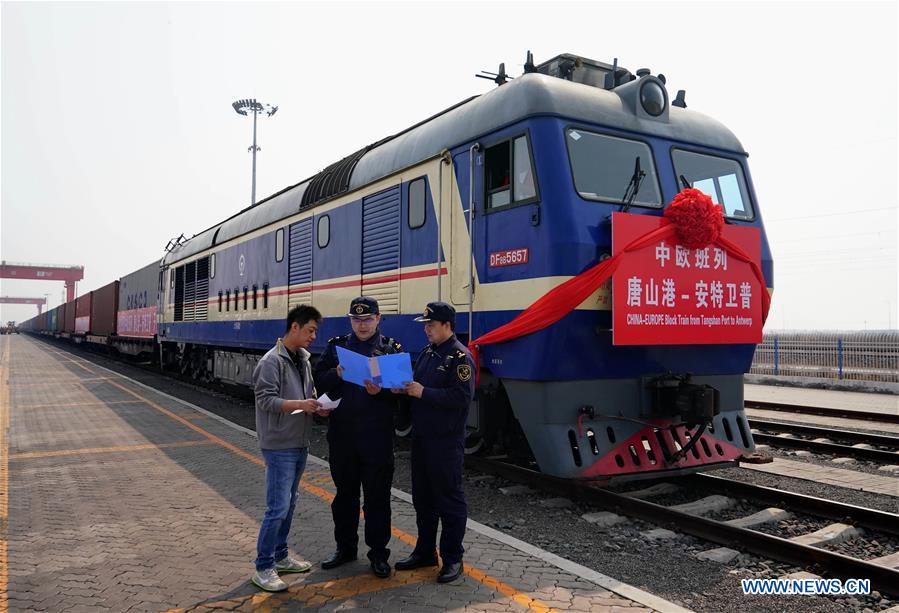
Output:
[2, 1, 897, 330]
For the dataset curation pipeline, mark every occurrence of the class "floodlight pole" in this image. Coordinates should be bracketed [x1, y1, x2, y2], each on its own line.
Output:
[251, 108, 259, 205]
[232, 98, 278, 205]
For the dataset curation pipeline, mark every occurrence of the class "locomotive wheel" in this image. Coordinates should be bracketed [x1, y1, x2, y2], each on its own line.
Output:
[463, 431, 486, 455]
[394, 403, 412, 438]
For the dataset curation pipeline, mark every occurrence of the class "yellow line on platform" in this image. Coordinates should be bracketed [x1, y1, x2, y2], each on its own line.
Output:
[62, 358, 265, 467]
[7, 379, 91, 386]
[51, 346, 561, 613]
[18, 399, 146, 410]
[1, 337, 12, 613]
[10, 439, 211, 460]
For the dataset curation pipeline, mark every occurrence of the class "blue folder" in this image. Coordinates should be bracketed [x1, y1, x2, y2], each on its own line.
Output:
[374, 353, 415, 389]
[336, 346, 413, 389]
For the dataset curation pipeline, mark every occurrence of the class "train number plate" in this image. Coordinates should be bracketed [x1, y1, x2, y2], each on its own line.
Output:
[489, 248, 529, 267]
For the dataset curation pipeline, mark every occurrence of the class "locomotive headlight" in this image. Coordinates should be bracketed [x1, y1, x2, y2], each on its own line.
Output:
[640, 80, 667, 116]
[613, 69, 670, 122]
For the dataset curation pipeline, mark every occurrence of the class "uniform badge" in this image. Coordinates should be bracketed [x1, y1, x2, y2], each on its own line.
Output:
[457, 364, 472, 382]
[354, 304, 365, 315]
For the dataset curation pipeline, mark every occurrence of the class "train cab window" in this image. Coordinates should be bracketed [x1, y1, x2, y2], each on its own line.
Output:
[218, 291, 223, 312]
[484, 135, 538, 210]
[225, 290, 231, 311]
[408, 178, 426, 228]
[263, 282, 269, 308]
[566, 129, 662, 207]
[317, 215, 330, 248]
[252, 285, 258, 309]
[512, 136, 537, 201]
[275, 228, 285, 262]
[671, 149, 755, 220]
[486, 141, 511, 208]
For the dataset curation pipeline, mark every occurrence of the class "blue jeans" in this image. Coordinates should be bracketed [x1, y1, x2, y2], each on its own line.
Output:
[255, 448, 308, 571]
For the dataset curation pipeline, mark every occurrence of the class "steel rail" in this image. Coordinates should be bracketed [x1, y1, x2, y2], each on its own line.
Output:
[745, 400, 899, 425]
[688, 474, 899, 536]
[752, 433, 899, 463]
[749, 419, 899, 447]
[464, 456, 899, 597]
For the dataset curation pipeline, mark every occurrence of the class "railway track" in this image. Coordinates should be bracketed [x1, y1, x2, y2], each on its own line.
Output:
[464, 455, 899, 597]
[748, 418, 899, 463]
[745, 399, 899, 425]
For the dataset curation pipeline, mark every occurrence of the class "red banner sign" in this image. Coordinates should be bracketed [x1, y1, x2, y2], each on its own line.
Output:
[612, 213, 763, 345]
[489, 248, 529, 268]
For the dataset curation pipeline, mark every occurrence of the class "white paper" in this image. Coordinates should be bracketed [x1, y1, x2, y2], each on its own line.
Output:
[291, 393, 341, 414]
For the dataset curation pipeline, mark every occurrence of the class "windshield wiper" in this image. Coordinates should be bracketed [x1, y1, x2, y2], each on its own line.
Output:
[676, 174, 732, 223]
[620, 156, 646, 213]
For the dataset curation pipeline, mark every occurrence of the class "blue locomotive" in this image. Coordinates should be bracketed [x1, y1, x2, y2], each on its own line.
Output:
[33, 53, 775, 482]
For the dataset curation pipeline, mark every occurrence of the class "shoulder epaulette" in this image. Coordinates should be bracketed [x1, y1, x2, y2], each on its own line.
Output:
[386, 336, 403, 351]
[328, 335, 349, 346]
[454, 349, 467, 359]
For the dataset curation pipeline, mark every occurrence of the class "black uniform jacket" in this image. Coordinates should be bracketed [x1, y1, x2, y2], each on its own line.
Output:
[313, 331, 403, 436]
[409, 334, 475, 439]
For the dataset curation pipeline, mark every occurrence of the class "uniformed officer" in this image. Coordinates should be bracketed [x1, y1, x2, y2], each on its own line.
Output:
[312, 297, 403, 579]
[393, 301, 475, 583]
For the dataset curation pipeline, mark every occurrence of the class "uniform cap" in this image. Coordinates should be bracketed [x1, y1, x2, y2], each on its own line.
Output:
[348, 296, 379, 317]
[413, 301, 456, 323]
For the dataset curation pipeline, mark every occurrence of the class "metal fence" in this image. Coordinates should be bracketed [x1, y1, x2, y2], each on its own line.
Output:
[751, 331, 899, 383]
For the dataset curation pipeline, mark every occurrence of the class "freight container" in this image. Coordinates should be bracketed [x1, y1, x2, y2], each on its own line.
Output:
[117, 261, 159, 339]
[75, 294, 91, 333]
[64, 300, 76, 333]
[90, 281, 119, 337]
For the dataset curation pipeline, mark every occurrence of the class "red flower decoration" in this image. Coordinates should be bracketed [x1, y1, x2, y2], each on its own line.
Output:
[664, 188, 725, 249]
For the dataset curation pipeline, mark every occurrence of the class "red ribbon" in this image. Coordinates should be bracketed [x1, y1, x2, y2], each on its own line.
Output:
[467, 221, 770, 385]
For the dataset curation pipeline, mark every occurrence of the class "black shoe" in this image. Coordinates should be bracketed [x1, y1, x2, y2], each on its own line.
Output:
[321, 550, 357, 570]
[394, 552, 439, 571]
[437, 561, 463, 583]
[370, 558, 391, 578]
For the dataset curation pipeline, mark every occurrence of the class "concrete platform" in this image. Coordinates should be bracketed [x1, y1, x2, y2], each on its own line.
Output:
[742, 458, 899, 498]
[0, 335, 687, 612]
[745, 384, 898, 416]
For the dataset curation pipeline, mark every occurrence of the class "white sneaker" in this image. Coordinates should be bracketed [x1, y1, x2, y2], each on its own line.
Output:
[252, 567, 288, 592]
[276, 555, 313, 574]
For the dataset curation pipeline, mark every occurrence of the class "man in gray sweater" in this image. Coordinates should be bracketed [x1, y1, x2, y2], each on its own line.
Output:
[251, 305, 324, 592]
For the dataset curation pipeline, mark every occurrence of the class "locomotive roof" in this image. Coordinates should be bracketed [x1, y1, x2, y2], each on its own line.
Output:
[164, 72, 744, 266]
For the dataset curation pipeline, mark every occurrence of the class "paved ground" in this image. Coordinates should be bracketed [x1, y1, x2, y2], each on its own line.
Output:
[0, 335, 685, 612]
[744, 384, 898, 417]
